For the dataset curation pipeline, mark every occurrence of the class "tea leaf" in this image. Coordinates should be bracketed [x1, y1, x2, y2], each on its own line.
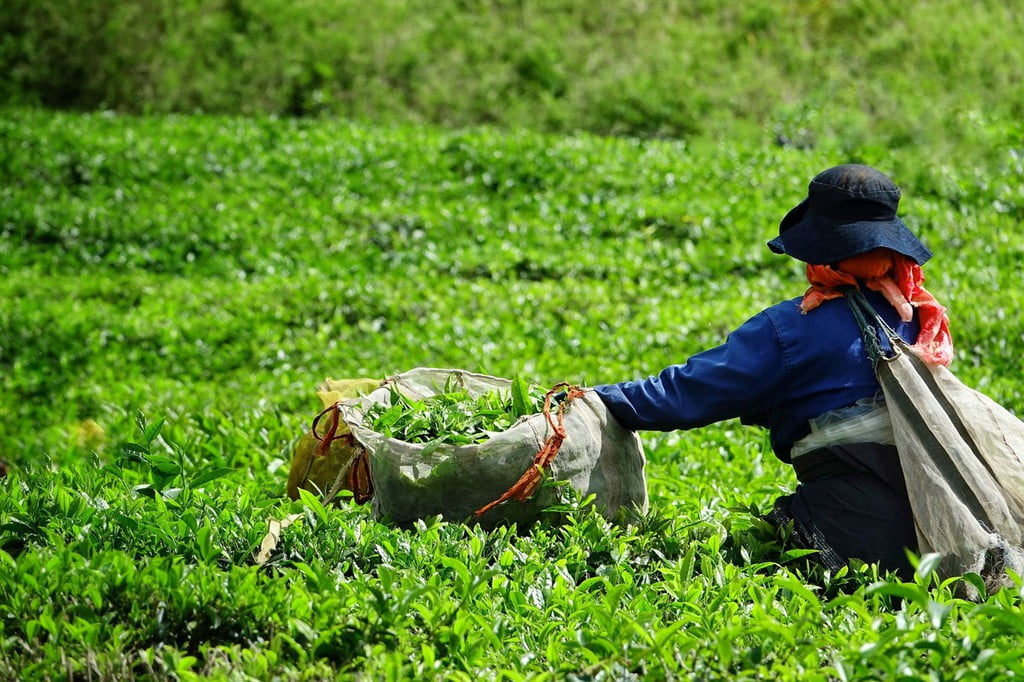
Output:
[191, 467, 235, 487]
[511, 373, 531, 420]
[364, 381, 546, 447]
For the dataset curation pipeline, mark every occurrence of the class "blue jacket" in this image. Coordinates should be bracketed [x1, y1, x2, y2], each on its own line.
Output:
[592, 289, 920, 462]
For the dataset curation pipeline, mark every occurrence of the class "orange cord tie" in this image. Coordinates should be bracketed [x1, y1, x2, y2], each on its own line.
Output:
[346, 450, 375, 504]
[310, 401, 374, 503]
[474, 383, 586, 517]
[311, 402, 350, 456]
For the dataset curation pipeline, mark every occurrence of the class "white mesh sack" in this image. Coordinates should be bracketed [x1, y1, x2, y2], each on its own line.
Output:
[337, 368, 649, 528]
[848, 289, 1024, 599]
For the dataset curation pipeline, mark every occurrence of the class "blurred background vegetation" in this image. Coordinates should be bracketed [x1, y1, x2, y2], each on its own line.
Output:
[2, 0, 1022, 160]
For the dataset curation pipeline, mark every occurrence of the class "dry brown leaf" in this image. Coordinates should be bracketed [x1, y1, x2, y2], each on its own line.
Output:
[255, 513, 302, 565]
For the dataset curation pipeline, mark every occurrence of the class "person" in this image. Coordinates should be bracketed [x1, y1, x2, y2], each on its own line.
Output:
[591, 164, 953, 578]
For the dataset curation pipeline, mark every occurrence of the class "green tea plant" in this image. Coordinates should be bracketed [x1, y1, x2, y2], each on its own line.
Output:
[1, 109, 1023, 679]
[365, 376, 547, 446]
[3, 0, 1023, 152]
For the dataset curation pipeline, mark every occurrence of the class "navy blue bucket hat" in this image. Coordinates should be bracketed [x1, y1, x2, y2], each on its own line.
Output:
[767, 164, 932, 265]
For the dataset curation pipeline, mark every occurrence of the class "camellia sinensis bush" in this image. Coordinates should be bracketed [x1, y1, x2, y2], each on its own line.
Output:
[2, 109, 1023, 679]
[1, 0, 1022, 155]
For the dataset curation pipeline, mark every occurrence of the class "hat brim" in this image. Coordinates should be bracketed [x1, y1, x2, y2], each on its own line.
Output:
[779, 197, 810, 233]
[767, 215, 932, 265]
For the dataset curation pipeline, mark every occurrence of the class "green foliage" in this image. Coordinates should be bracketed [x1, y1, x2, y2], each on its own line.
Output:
[365, 379, 547, 446]
[1, 109, 1024, 677]
[510, 373, 537, 422]
[2, 0, 1024, 150]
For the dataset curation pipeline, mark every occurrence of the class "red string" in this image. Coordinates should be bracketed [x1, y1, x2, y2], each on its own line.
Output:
[311, 402, 350, 456]
[475, 383, 585, 517]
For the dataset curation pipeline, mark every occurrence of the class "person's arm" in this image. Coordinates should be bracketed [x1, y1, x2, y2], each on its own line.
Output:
[591, 311, 790, 432]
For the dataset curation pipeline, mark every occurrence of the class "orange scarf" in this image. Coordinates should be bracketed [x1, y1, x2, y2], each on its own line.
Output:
[800, 249, 953, 366]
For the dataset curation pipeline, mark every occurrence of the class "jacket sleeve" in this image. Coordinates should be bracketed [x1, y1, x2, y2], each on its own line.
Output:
[591, 311, 791, 432]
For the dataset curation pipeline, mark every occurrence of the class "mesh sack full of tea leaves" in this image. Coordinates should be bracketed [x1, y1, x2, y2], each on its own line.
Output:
[328, 367, 648, 528]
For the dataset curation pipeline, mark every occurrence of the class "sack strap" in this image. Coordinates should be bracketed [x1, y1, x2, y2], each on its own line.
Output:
[843, 286, 903, 363]
[847, 286, 1004, 538]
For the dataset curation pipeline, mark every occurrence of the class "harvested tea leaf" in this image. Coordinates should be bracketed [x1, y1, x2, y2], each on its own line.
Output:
[511, 373, 531, 420]
[365, 379, 547, 446]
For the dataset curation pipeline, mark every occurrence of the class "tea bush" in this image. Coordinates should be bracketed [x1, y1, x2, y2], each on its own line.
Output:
[2, 109, 1024, 678]
[2, 0, 1023, 151]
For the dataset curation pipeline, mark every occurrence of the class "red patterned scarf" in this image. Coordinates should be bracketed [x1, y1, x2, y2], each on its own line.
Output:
[800, 248, 953, 366]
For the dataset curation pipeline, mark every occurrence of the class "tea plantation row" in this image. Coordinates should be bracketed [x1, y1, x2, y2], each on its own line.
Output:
[1, 109, 1023, 678]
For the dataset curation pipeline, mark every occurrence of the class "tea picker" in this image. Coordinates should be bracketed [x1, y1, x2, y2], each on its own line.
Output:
[590, 164, 1024, 595]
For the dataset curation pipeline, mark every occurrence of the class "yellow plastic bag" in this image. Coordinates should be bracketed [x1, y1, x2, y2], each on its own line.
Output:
[286, 377, 381, 504]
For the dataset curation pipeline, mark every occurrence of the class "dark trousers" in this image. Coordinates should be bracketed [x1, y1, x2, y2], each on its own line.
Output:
[770, 443, 918, 578]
